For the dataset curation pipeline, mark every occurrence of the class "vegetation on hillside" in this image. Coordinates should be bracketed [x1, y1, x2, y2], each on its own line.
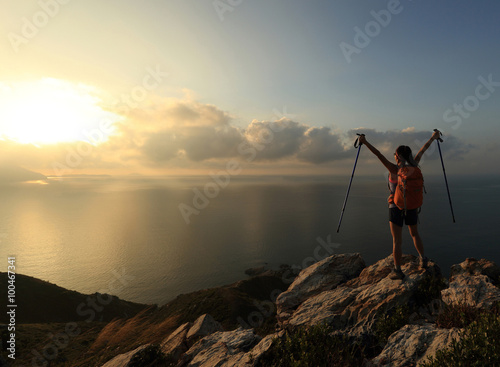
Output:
[258, 324, 368, 367]
[2, 265, 499, 366]
[421, 307, 500, 367]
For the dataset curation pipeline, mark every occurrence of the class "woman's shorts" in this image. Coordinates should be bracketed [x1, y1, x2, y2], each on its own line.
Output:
[389, 207, 419, 227]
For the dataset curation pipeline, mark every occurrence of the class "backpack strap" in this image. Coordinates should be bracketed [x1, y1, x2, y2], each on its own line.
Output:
[398, 167, 408, 216]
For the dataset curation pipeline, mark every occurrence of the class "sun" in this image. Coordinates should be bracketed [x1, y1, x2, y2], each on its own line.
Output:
[0, 78, 121, 145]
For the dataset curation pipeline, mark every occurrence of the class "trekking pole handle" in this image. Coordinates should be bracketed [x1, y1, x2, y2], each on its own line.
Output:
[354, 133, 365, 148]
[433, 129, 444, 143]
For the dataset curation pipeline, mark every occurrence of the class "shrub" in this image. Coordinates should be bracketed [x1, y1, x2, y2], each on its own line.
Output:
[414, 274, 447, 306]
[373, 305, 411, 344]
[258, 324, 367, 367]
[435, 303, 483, 329]
[127, 344, 176, 367]
[420, 312, 500, 367]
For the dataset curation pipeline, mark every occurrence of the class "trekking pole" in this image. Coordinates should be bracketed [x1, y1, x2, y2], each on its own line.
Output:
[337, 134, 364, 233]
[434, 129, 456, 223]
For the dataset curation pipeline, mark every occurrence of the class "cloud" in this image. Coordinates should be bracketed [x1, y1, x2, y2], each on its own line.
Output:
[113, 106, 353, 166]
[79, 95, 474, 169]
[141, 131, 180, 162]
[178, 125, 244, 161]
[298, 127, 350, 163]
[115, 99, 244, 163]
[243, 119, 307, 161]
[0, 97, 475, 176]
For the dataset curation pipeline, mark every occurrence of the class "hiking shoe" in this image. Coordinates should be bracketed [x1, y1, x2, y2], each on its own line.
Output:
[419, 256, 429, 269]
[389, 268, 405, 280]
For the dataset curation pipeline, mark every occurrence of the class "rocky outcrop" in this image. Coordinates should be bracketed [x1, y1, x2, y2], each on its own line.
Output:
[186, 314, 224, 343]
[101, 345, 151, 367]
[178, 329, 280, 367]
[179, 328, 261, 366]
[101, 314, 269, 367]
[369, 324, 463, 367]
[442, 258, 500, 309]
[101, 314, 223, 367]
[161, 322, 191, 361]
[276, 253, 365, 322]
[100, 255, 500, 367]
[280, 254, 440, 334]
[449, 258, 500, 284]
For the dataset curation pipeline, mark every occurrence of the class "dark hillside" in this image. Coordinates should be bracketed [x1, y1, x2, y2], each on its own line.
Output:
[0, 272, 149, 324]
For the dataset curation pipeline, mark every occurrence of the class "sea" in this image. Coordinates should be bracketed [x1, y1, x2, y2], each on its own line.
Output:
[0, 174, 498, 306]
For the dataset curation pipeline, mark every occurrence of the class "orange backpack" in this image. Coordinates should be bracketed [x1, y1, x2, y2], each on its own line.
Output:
[394, 166, 424, 211]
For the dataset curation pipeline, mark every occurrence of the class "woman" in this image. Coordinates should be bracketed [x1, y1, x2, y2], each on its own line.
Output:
[358, 130, 441, 280]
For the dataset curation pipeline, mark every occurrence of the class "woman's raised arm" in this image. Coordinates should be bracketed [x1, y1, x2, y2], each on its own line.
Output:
[414, 130, 441, 163]
[358, 135, 398, 174]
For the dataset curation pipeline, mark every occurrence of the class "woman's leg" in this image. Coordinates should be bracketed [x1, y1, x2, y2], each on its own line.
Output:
[390, 222, 403, 269]
[408, 224, 424, 257]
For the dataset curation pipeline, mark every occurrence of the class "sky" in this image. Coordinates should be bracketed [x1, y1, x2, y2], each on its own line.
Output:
[0, 0, 499, 178]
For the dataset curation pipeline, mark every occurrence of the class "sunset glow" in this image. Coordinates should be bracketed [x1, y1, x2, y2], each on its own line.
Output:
[0, 79, 120, 145]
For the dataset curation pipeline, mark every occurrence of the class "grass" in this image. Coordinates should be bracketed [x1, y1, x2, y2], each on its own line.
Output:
[153, 273, 289, 335]
[420, 312, 500, 367]
[373, 305, 411, 344]
[414, 273, 448, 307]
[0, 322, 108, 366]
[0, 272, 148, 324]
[258, 324, 368, 367]
[435, 303, 484, 329]
[127, 344, 176, 367]
[0, 270, 290, 366]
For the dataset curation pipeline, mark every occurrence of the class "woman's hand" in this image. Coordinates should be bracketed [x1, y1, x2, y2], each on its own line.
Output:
[358, 134, 367, 145]
[432, 130, 441, 141]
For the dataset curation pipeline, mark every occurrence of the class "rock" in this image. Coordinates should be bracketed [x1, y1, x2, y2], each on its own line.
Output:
[180, 328, 261, 366]
[442, 258, 500, 310]
[449, 258, 500, 284]
[442, 273, 500, 310]
[101, 256, 500, 367]
[161, 322, 191, 360]
[244, 332, 281, 365]
[283, 254, 441, 333]
[369, 324, 463, 367]
[101, 344, 150, 367]
[276, 253, 365, 322]
[186, 314, 224, 343]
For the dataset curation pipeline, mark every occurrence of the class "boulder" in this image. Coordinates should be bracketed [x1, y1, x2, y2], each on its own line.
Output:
[442, 258, 500, 309]
[179, 328, 261, 366]
[186, 314, 224, 343]
[102, 256, 500, 367]
[244, 332, 281, 365]
[101, 344, 150, 367]
[369, 324, 462, 367]
[283, 254, 441, 333]
[276, 253, 365, 322]
[449, 258, 500, 284]
[161, 322, 191, 360]
[442, 275, 500, 310]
